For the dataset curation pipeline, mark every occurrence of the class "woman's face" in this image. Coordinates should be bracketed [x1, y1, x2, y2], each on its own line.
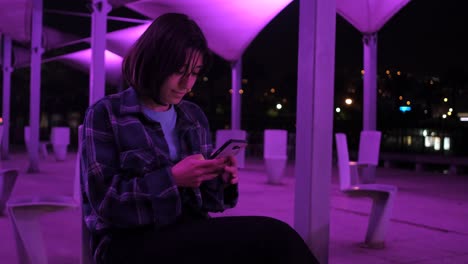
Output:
[159, 51, 203, 106]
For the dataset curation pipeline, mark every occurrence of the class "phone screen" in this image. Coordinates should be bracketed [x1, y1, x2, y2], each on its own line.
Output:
[209, 139, 247, 159]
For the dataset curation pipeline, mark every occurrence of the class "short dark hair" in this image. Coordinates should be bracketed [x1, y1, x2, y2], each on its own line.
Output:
[122, 13, 212, 103]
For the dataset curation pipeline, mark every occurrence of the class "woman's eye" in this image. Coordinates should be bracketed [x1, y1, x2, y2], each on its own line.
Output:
[176, 67, 187, 74]
[175, 70, 200, 77]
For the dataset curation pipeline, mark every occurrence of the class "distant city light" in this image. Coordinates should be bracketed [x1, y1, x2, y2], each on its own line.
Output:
[443, 98, 448, 102]
[399, 106, 411, 112]
[345, 98, 353, 105]
[405, 136, 412, 146]
[242, 79, 248, 84]
[457, 112, 468, 119]
[276, 103, 282, 110]
[399, 96, 403, 100]
[442, 114, 447, 119]
[424, 110, 428, 114]
[361, 70, 365, 75]
[423, 129, 428, 137]
[189, 92, 195, 97]
[424, 136, 432, 147]
[460, 117, 468, 122]
[430, 80, 434, 85]
[386, 70, 390, 75]
[230, 89, 244, 94]
[397, 71, 401, 76]
[282, 98, 287, 103]
[336, 107, 341, 113]
[406, 100, 411, 105]
[449, 108, 453, 112]
[447, 112, 452, 116]
[270, 88, 276, 93]
[443, 137, 451, 151]
[434, 137, 441, 151]
[203, 76, 209, 82]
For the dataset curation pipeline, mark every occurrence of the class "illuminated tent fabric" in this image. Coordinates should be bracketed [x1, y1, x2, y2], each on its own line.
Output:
[58, 0, 293, 69]
[1, 0, 293, 67]
[125, 0, 293, 61]
[336, 0, 411, 33]
[105, 23, 150, 57]
[57, 49, 123, 86]
[0, 0, 80, 49]
[0, 0, 32, 43]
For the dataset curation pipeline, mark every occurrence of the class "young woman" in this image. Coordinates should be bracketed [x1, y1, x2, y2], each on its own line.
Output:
[81, 13, 319, 264]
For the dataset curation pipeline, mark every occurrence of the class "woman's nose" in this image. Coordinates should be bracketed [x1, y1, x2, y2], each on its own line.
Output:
[179, 75, 195, 90]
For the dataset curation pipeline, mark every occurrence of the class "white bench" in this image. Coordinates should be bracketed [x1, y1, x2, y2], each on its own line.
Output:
[335, 133, 397, 248]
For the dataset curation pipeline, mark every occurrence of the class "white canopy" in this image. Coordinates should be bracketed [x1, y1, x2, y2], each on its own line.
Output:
[0, 0, 80, 49]
[57, 49, 123, 86]
[1, 0, 292, 63]
[0, 0, 31, 43]
[125, 0, 292, 61]
[336, 0, 411, 33]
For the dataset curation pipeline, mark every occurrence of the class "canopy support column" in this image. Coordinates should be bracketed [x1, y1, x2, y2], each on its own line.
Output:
[231, 59, 242, 130]
[89, 0, 111, 105]
[294, 0, 336, 263]
[1, 35, 13, 160]
[27, 0, 44, 173]
[361, 33, 378, 182]
[363, 33, 377, 131]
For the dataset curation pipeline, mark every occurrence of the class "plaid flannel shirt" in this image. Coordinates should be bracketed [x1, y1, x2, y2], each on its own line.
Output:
[81, 88, 238, 236]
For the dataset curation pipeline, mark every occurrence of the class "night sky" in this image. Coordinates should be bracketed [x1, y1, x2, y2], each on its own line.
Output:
[243, 0, 467, 81]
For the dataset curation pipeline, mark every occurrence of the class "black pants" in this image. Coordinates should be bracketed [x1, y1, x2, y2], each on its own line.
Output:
[98, 216, 319, 264]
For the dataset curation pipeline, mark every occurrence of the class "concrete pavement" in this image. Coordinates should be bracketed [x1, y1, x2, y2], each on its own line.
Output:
[0, 152, 467, 263]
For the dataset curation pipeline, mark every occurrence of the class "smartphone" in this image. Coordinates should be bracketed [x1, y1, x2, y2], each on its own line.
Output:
[209, 139, 248, 159]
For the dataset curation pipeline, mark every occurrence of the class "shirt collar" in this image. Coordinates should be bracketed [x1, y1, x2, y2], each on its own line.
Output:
[119, 87, 198, 128]
[119, 87, 142, 115]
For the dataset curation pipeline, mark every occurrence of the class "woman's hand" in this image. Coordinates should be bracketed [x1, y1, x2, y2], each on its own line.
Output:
[171, 154, 226, 188]
[221, 156, 238, 185]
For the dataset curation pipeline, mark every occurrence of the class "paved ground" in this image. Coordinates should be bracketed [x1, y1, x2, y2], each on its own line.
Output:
[0, 152, 467, 263]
